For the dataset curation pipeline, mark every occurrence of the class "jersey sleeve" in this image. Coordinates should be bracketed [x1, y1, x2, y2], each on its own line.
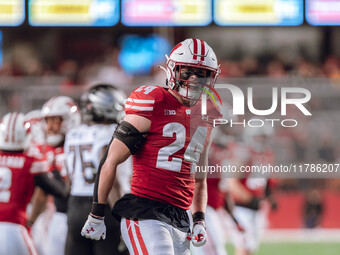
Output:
[29, 157, 49, 175]
[125, 86, 162, 120]
[26, 144, 44, 159]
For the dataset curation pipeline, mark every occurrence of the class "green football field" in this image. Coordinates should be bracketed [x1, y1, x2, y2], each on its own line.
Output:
[226, 242, 340, 255]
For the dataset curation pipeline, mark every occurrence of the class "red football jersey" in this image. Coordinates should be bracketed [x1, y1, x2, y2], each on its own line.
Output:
[29, 143, 66, 177]
[0, 151, 47, 226]
[125, 86, 220, 209]
[235, 145, 275, 201]
[207, 141, 233, 209]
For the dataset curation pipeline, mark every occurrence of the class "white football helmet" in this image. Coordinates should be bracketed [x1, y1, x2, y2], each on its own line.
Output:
[81, 83, 126, 124]
[243, 118, 274, 152]
[160, 38, 220, 101]
[0, 112, 27, 151]
[24, 109, 45, 145]
[41, 96, 81, 146]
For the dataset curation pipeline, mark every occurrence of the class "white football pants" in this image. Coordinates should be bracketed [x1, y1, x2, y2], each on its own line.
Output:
[231, 206, 267, 253]
[46, 212, 68, 255]
[0, 222, 37, 255]
[121, 217, 191, 255]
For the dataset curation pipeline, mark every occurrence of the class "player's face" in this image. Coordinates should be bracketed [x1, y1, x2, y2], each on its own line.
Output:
[178, 66, 210, 89]
[45, 116, 62, 135]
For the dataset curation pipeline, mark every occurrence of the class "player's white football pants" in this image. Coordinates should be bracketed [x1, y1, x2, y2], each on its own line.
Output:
[121, 217, 191, 255]
[31, 201, 56, 255]
[191, 206, 228, 255]
[0, 222, 38, 255]
[46, 212, 68, 255]
[231, 206, 267, 253]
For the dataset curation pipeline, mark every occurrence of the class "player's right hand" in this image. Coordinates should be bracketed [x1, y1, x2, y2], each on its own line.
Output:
[189, 221, 207, 247]
[81, 214, 106, 240]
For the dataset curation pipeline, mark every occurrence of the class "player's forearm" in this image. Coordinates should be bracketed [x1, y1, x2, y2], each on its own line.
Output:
[28, 187, 48, 224]
[191, 134, 211, 213]
[34, 171, 68, 198]
[192, 178, 207, 213]
[97, 161, 117, 204]
[224, 193, 235, 214]
[93, 139, 131, 205]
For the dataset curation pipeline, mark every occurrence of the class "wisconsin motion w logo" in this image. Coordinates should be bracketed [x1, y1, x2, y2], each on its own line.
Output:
[201, 84, 312, 128]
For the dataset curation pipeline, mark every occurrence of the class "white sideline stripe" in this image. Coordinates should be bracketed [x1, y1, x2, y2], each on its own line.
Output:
[127, 98, 155, 104]
[261, 229, 340, 242]
[125, 104, 153, 111]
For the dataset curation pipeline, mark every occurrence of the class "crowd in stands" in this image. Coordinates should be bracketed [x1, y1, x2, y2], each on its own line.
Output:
[1, 44, 340, 87]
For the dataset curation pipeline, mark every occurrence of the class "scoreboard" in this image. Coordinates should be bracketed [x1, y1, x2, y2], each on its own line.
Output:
[0, 0, 24, 26]
[28, 0, 119, 26]
[121, 0, 212, 26]
[214, 0, 303, 26]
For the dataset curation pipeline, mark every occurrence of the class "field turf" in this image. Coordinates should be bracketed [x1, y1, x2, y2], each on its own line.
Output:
[226, 242, 340, 255]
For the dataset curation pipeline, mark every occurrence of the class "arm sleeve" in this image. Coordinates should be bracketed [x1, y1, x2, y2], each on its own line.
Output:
[34, 171, 68, 198]
[93, 137, 112, 203]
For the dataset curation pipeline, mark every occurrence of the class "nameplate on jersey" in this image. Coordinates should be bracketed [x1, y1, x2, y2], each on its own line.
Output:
[0, 155, 25, 168]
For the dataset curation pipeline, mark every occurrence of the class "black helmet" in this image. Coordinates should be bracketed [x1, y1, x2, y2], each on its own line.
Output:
[81, 84, 126, 124]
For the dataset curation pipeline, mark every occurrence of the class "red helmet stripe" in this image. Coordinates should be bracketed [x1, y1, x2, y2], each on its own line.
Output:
[200, 40, 205, 61]
[192, 38, 198, 60]
[169, 43, 182, 56]
[11, 113, 19, 143]
[5, 113, 13, 142]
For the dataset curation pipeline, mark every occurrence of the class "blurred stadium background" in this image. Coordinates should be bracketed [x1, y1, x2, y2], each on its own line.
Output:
[1, 1, 340, 254]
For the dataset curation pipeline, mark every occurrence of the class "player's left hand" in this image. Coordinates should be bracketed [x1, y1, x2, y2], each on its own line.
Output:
[188, 221, 207, 247]
[268, 196, 278, 211]
[81, 214, 106, 240]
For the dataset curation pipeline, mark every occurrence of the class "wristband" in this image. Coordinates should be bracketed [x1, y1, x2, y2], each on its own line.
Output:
[91, 202, 106, 218]
[192, 212, 205, 223]
[27, 220, 34, 227]
[249, 197, 261, 210]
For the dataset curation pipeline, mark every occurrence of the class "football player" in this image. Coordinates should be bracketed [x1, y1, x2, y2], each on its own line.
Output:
[0, 112, 67, 255]
[64, 84, 131, 255]
[81, 38, 221, 255]
[25, 109, 52, 255]
[228, 120, 277, 255]
[28, 96, 80, 255]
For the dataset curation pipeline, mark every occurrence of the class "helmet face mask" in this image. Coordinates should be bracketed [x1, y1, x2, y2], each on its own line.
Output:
[174, 65, 214, 101]
[45, 116, 64, 146]
[41, 96, 80, 146]
[164, 38, 220, 102]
